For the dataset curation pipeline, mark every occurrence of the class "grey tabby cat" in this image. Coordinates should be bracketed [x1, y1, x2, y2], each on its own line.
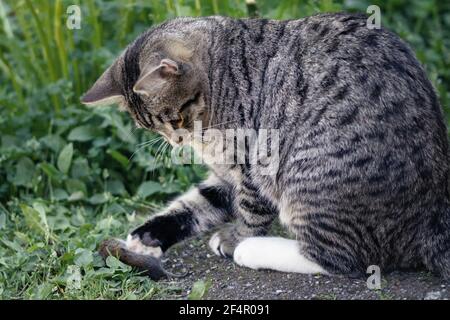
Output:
[82, 13, 449, 279]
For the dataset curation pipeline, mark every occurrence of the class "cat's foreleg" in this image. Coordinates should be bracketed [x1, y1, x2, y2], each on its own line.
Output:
[209, 180, 277, 258]
[209, 179, 326, 274]
[126, 174, 234, 257]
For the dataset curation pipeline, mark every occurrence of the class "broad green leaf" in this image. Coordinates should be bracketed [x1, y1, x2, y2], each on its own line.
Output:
[68, 191, 85, 202]
[11, 157, 35, 187]
[74, 248, 93, 267]
[135, 152, 158, 169]
[65, 179, 87, 195]
[92, 253, 106, 268]
[107, 149, 129, 168]
[1, 239, 23, 252]
[97, 109, 136, 144]
[137, 181, 162, 198]
[105, 203, 127, 215]
[57, 143, 73, 174]
[39, 162, 62, 182]
[88, 193, 110, 205]
[1, 134, 20, 148]
[33, 203, 50, 233]
[95, 216, 121, 231]
[40, 134, 65, 153]
[163, 182, 182, 194]
[70, 158, 91, 178]
[50, 215, 71, 231]
[70, 211, 85, 227]
[105, 256, 131, 271]
[32, 283, 54, 299]
[67, 125, 99, 142]
[115, 122, 136, 144]
[53, 188, 69, 201]
[106, 179, 126, 196]
[188, 279, 211, 300]
[20, 204, 50, 240]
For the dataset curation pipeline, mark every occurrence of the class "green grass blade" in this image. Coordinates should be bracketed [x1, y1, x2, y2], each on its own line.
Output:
[0, 0, 13, 38]
[0, 51, 25, 109]
[24, 0, 61, 113]
[54, 0, 69, 79]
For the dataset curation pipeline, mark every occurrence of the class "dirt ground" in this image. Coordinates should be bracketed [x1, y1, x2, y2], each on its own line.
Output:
[159, 232, 449, 300]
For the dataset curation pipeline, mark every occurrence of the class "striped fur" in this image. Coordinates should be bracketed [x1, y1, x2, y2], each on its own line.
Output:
[84, 13, 450, 279]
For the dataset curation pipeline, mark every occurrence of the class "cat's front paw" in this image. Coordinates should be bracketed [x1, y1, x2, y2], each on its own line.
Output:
[208, 226, 241, 258]
[126, 234, 163, 258]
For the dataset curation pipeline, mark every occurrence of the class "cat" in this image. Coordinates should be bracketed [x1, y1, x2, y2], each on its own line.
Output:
[82, 13, 449, 279]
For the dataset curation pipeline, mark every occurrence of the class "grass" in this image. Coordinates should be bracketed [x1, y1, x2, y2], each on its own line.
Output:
[0, 0, 449, 299]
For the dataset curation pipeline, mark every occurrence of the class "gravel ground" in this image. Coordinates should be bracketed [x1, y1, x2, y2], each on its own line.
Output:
[158, 233, 449, 300]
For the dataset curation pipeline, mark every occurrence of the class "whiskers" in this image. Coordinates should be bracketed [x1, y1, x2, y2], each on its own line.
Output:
[152, 139, 171, 171]
[127, 118, 240, 170]
[201, 119, 239, 131]
[121, 124, 140, 143]
[129, 136, 164, 162]
[136, 136, 164, 148]
[129, 134, 173, 172]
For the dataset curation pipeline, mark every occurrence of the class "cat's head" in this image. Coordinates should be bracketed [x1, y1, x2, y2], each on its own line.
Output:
[81, 18, 210, 144]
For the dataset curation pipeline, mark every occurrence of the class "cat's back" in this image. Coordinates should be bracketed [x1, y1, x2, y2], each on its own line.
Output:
[216, 13, 444, 131]
[263, 14, 449, 203]
[202, 13, 448, 190]
[223, 13, 450, 203]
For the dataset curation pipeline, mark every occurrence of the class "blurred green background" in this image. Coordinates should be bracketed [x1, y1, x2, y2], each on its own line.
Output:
[0, 0, 448, 299]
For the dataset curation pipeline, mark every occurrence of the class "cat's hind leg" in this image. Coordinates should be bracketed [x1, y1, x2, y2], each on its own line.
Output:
[421, 203, 450, 279]
[233, 237, 327, 274]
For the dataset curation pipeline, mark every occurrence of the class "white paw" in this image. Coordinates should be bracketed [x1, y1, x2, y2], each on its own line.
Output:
[233, 237, 264, 270]
[208, 232, 221, 256]
[126, 234, 163, 258]
[233, 237, 326, 274]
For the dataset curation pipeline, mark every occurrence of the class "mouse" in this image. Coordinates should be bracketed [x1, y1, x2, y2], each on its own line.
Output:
[98, 238, 187, 280]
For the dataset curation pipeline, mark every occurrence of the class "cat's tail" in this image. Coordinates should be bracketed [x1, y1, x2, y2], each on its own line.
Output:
[421, 204, 450, 280]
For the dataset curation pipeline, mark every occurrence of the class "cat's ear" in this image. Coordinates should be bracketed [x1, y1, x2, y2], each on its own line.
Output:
[133, 59, 184, 97]
[81, 65, 124, 107]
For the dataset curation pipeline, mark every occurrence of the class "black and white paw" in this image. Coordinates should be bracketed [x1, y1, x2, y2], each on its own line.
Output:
[208, 228, 240, 258]
[126, 234, 163, 259]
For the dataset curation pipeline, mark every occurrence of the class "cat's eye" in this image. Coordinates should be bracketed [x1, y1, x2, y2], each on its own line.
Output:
[170, 114, 184, 129]
[179, 92, 201, 113]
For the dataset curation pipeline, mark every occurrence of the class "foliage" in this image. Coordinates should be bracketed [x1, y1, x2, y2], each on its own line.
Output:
[0, 0, 448, 299]
[188, 279, 212, 300]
